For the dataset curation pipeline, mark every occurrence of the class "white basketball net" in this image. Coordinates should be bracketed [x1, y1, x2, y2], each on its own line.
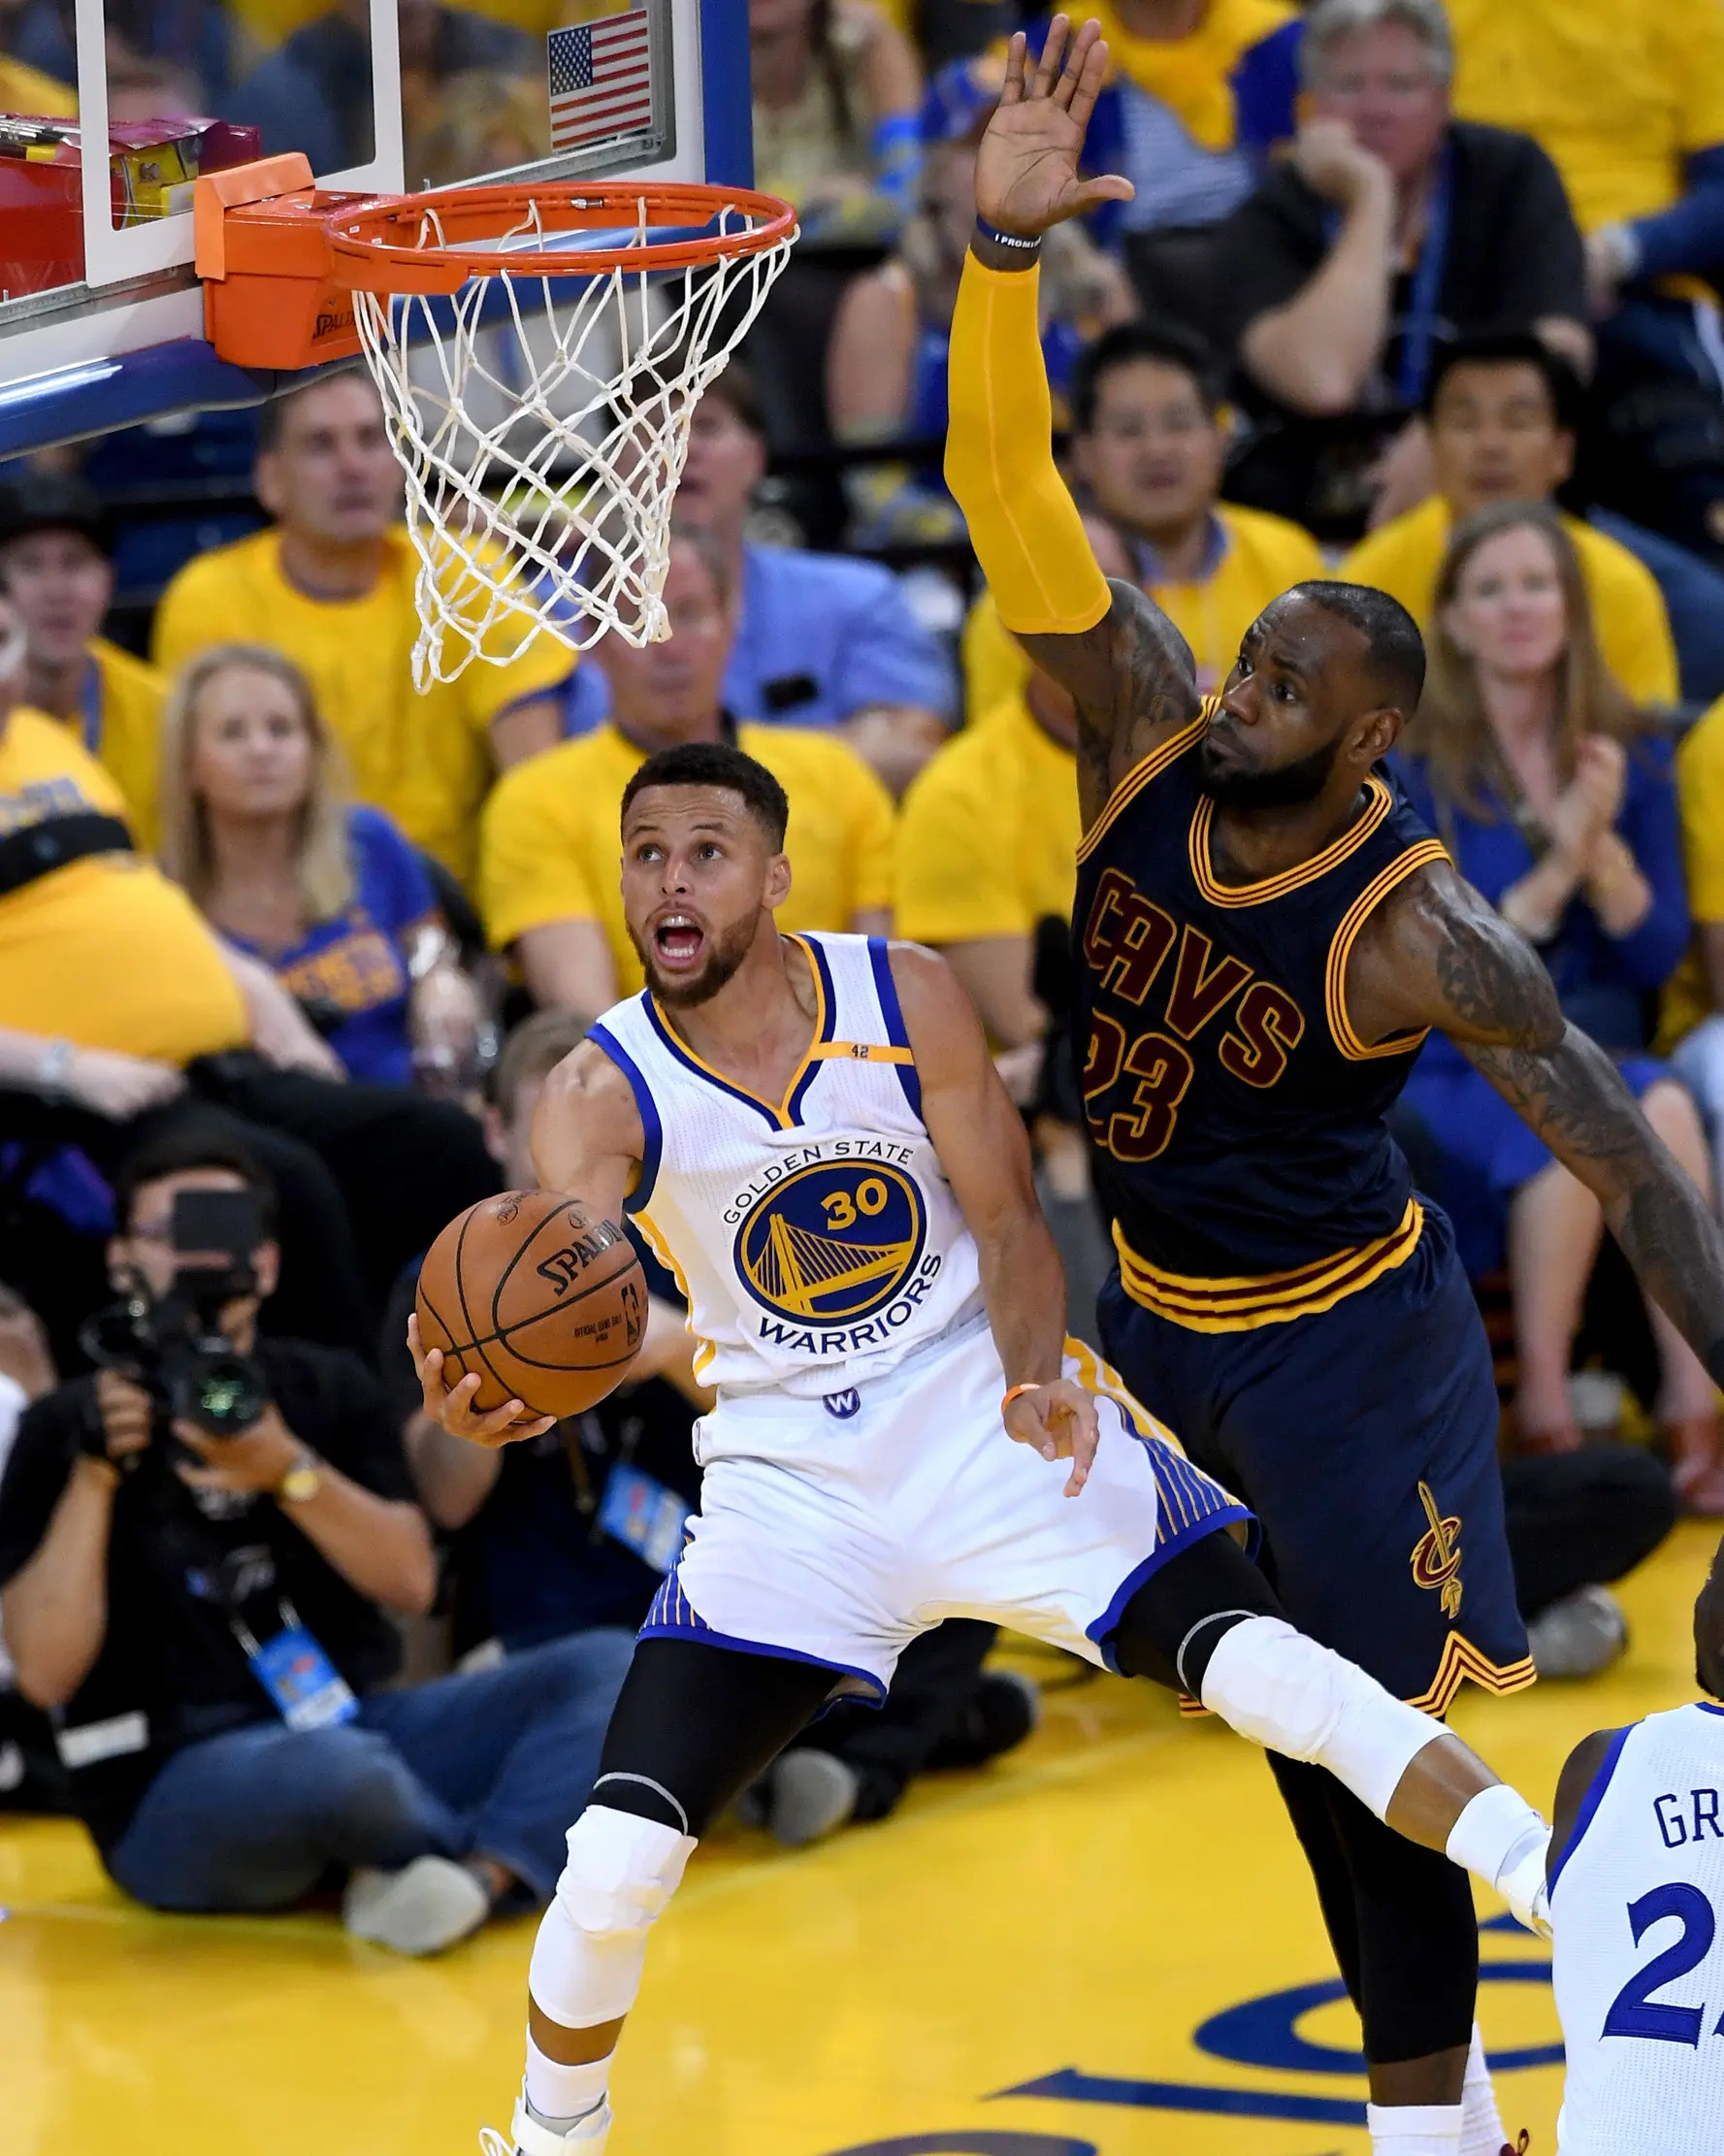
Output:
[351, 194, 797, 688]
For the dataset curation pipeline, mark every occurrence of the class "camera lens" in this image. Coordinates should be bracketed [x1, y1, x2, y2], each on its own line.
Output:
[180, 1355, 269, 1436]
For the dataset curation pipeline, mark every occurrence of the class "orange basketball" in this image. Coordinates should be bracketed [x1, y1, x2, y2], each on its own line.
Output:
[415, 1191, 645, 1419]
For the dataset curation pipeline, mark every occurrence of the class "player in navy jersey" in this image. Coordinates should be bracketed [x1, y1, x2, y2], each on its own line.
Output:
[946, 22, 1724, 2156]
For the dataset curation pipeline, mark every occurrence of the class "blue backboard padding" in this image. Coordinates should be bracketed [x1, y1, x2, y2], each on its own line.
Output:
[0, 339, 279, 460]
[699, 0, 754, 187]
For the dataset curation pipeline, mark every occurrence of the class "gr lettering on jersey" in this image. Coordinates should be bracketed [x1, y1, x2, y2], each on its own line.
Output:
[757, 1252, 945, 1356]
[1654, 1787, 1724, 1847]
[723, 1139, 918, 1226]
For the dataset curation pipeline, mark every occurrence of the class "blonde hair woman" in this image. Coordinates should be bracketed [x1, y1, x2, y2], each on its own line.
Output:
[1393, 504, 1722, 1507]
[159, 646, 482, 1093]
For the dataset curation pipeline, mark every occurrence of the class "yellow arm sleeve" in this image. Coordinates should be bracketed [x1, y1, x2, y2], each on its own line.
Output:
[943, 258, 1112, 639]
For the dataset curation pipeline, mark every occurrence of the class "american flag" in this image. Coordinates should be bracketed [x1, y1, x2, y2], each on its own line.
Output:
[547, 11, 655, 154]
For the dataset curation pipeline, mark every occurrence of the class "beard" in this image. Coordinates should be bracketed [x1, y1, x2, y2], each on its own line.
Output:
[632, 908, 761, 1008]
[1197, 731, 1343, 810]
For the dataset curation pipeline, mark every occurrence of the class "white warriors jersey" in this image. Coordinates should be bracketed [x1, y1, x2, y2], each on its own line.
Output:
[1550, 1701, 1724, 2156]
[588, 932, 987, 1400]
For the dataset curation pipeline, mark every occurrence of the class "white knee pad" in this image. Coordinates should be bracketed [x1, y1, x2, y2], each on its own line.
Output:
[528, 1806, 697, 2029]
[1200, 1616, 1443, 1819]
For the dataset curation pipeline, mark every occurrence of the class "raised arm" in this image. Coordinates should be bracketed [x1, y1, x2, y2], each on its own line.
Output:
[1349, 860, 1724, 1387]
[890, 940, 1099, 1490]
[944, 17, 1201, 828]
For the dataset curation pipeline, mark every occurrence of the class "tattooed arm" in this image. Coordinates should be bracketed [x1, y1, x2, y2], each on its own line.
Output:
[1019, 585, 1204, 830]
[945, 17, 1203, 828]
[1346, 859, 1724, 1387]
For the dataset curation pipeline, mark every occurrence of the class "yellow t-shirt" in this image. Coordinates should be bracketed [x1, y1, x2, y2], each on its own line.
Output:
[0, 709, 247, 1062]
[962, 503, 1325, 723]
[1449, 0, 1724, 234]
[1662, 697, 1724, 1047]
[895, 693, 1079, 947]
[479, 722, 896, 993]
[1340, 498, 1679, 709]
[75, 637, 167, 853]
[151, 528, 573, 886]
[0, 56, 75, 116]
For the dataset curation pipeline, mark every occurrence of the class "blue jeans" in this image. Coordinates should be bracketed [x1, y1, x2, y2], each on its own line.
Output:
[105, 1629, 635, 1913]
[1589, 507, 1724, 703]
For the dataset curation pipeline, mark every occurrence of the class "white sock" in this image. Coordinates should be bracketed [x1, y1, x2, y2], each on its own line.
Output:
[524, 2033, 610, 2129]
[1460, 2022, 1506, 2156]
[1366, 2099, 1464, 2154]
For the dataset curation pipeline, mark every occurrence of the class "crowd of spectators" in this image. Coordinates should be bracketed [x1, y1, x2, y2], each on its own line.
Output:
[5, 0, 1724, 1937]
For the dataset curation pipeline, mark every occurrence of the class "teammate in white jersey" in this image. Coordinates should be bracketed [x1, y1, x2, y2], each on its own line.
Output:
[411, 742, 1555, 2156]
[1548, 1532, 1724, 2155]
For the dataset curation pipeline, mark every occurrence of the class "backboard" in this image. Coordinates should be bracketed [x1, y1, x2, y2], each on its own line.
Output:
[0, 0, 750, 455]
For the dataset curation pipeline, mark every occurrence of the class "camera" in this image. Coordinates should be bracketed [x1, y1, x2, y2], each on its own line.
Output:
[81, 1189, 272, 1441]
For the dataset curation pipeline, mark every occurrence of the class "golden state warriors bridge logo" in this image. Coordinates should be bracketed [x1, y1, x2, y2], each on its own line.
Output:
[734, 1160, 927, 1327]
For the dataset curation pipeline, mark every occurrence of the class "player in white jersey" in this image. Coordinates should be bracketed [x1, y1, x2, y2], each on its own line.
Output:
[1548, 1531, 1724, 2155]
[411, 741, 1555, 2156]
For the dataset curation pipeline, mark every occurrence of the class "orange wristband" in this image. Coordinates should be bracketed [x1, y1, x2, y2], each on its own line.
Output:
[1000, 1383, 1043, 1415]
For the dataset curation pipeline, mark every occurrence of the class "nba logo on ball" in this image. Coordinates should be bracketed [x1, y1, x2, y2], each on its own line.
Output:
[734, 1160, 927, 1326]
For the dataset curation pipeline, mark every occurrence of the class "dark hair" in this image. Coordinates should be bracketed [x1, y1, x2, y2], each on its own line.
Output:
[256, 366, 379, 453]
[1071, 320, 1227, 434]
[1290, 579, 1428, 713]
[489, 1008, 592, 1118]
[1422, 331, 1585, 435]
[0, 474, 114, 560]
[620, 742, 791, 848]
[1698, 1534, 1724, 1699]
[700, 357, 765, 441]
[113, 1127, 279, 1240]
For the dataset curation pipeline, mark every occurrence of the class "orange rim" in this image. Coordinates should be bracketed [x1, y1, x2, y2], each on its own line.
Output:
[324, 180, 797, 295]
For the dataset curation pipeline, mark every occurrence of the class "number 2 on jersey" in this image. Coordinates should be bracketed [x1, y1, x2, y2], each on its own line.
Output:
[1603, 1883, 1724, 2045]
[1084, 1017, 1196, 1161]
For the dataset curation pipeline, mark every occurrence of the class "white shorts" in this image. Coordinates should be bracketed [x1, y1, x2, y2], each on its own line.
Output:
[638, 1320, 1251, 1698]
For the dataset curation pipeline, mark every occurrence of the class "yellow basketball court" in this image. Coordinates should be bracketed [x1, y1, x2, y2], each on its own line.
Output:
[1, 1522, 1712, 2156]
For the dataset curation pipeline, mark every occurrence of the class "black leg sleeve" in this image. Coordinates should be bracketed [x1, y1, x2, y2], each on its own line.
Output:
[588, 1639, 842, 1837]
[1110, 1524, 1285, 1695]
[1267, 1753, 1364, 2009]
[1308, 1767, 1479, 2064]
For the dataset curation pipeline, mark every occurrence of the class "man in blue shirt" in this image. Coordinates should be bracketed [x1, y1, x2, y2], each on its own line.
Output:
[561, 361, 957, 794]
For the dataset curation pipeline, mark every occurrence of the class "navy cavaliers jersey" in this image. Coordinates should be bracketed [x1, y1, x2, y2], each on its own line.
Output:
[1072, 703, 1449, 1328]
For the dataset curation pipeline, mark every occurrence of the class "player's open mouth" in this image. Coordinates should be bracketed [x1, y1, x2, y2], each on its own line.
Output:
[654, 914, 705, 966]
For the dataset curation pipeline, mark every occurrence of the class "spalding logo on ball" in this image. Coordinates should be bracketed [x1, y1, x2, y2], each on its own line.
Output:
[415, 1191, 645, 1419]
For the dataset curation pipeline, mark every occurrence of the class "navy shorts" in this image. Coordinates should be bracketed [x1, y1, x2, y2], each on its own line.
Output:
[1098, 1206, 1533, 1713]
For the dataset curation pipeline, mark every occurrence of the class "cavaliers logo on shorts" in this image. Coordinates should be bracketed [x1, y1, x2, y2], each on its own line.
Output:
[734, 1160, 927, 1324]
[1410, 1480, 1465, 1621]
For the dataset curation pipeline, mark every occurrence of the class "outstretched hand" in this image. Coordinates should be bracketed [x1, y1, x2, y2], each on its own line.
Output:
[1003, 1375, 1102, 1497]
[974, 16, 1135, 240]
[407, 1312, 556, 1449]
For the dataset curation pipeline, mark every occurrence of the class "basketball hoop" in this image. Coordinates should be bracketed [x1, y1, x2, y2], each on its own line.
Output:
[195, 160, 797, 685]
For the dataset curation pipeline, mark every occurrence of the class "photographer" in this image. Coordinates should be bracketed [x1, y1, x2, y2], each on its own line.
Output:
[0, 1131, 632, 1954]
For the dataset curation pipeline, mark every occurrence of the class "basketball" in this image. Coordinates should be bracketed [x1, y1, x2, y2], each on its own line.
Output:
[414, 1190, 646, 1420]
